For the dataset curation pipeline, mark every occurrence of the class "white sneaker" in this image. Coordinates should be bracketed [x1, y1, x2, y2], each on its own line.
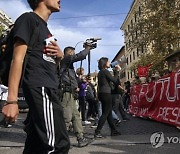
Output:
[91, 122, 98, 128]
[82, 121, 91, 125]
[88, 117, 95, 121]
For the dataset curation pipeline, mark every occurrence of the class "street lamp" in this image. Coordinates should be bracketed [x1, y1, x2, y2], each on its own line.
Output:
[74, 41, 84, 49]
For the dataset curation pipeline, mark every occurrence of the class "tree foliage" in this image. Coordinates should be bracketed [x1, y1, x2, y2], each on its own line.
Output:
[130, 0, 180, 75]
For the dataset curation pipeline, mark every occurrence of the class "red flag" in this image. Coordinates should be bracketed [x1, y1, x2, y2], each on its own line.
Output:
[137, 64, 152, 77]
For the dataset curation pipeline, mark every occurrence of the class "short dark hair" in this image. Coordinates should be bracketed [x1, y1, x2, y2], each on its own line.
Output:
[64, 46, 75, 55]
[98, 57, 108, 70]
[27, 0, 40, 10]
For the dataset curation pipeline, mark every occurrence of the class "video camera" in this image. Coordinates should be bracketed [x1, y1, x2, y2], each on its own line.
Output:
[83, 37, 102, 49]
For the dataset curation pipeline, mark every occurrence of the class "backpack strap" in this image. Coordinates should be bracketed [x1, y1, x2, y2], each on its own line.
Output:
[20, 12, 40, 87]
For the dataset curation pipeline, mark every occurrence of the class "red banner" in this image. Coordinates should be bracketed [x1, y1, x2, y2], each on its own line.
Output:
[129, 70, 180, 127]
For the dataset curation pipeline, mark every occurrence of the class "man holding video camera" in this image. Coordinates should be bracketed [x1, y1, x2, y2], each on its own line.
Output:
[59, 41, 94, 147]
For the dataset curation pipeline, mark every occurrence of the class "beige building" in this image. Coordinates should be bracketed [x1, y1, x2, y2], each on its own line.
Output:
[121, 0, 180, 81]
[121, 0, 142, 81]
[0, 9, 14, 33]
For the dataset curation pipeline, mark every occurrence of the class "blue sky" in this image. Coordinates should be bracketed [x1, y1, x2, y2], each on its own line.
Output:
[0, 0, 133, 74]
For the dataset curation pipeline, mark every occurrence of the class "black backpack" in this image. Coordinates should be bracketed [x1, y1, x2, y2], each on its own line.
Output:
[0, 12, 39, 87]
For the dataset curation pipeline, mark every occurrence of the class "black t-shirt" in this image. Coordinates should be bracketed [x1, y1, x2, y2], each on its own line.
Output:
[13, 12, 58, 89]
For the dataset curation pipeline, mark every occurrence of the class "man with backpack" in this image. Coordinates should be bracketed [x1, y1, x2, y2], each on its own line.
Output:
[2, 0, 70, 153]
[59, 46, 93, 147]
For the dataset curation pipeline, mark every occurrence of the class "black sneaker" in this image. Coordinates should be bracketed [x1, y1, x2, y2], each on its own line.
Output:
[111, 130, 121, 136]
[94, 132, 103, 138]
[78, 137, 90, 147]
[122, 117, 129, 121]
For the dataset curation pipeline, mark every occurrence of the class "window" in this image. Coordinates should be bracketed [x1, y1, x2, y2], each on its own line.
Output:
[130, 54, 132, 62]
[128, 25, 130, 32]
[137, 48, 139, 57]
[131, 20, 133, 28]
[127, 57, 129, 65]
[138, 6, 141, 16]
[135, 30, 138, 39]
[123, 72, 126, 78]
[134, 13, 137, 22]
[133, 51, 135, 60]
[141, 45, 144, 54]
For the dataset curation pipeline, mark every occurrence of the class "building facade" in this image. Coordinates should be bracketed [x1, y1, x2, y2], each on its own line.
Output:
[0, 9, 14, 33]
[121, 0, 180, 82]
[121, 0, 142, 82]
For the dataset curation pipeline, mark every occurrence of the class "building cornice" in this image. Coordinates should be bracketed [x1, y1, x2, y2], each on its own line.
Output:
[120, 0, 139, 30]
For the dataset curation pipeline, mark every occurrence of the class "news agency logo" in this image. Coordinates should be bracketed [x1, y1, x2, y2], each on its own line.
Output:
[150, 132, 165, 148]
[150, 132, 180, 148]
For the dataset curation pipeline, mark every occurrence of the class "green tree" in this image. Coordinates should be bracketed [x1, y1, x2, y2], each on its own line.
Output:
[130, 0, 180, 75]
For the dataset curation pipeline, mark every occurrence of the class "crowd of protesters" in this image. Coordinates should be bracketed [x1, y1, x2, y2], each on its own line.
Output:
[0, 0, 180, 153]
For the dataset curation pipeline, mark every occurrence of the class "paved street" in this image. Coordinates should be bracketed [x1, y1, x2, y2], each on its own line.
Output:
[0, 112, 180, 154]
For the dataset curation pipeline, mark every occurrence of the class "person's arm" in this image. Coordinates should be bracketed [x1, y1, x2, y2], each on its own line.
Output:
[104, 69, 120, 85]
[71, 45, 91, 63]
[2, 39, 27, 123]
[118, 85, 125, 92]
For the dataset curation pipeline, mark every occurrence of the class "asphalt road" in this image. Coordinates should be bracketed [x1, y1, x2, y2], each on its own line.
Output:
[0, 112, 180, 154]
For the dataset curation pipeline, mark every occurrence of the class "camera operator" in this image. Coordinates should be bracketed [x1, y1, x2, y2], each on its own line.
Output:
[59, 43, 93, 147]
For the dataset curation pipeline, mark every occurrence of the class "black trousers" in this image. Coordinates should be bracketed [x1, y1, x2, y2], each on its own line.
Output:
[78, 96, 86, 121]
[96, 93, 116, 133]
[23, 86, 70, 154]
[86, 98, 98, 119]
[112, 94, 127, 119]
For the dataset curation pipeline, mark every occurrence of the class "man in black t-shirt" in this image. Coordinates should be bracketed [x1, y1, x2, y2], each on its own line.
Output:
[2, 0, 70, 153]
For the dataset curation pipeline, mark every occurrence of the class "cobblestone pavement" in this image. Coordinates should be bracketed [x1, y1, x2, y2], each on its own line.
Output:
[0, 113, 180, 154]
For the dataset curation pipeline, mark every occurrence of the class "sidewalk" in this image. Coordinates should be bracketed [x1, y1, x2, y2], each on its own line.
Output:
[0, 113, 180, 154]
